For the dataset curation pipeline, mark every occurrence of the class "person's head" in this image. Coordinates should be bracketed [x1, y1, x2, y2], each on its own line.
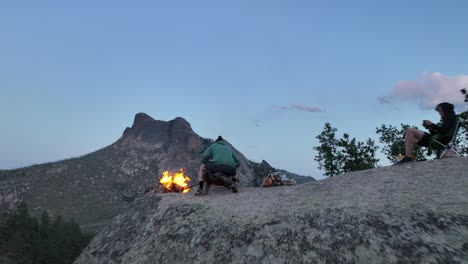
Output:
[215, 136, 223, 142]
[435, 102, 455, 118]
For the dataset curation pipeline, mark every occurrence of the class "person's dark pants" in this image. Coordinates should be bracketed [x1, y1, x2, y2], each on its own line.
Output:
[417, 133, 451, 148]
[202, 162, 237, 190]
[205, 163, 236, 176]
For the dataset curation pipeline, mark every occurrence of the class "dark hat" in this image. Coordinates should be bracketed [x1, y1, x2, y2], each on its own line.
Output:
[436, 102, 455, 117]
[436, 102, 454, 111]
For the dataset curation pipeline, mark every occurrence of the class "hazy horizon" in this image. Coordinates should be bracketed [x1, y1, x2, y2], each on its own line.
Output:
[1, 1, 467, 179]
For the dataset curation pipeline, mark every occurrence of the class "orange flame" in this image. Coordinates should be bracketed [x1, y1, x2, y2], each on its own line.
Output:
[159, 169, 191, 193]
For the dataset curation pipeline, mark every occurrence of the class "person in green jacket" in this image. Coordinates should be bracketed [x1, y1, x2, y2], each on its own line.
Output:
[197, 136, 240, 194]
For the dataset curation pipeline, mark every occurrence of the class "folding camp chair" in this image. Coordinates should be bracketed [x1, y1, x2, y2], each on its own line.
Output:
[430, 115, 462, 159]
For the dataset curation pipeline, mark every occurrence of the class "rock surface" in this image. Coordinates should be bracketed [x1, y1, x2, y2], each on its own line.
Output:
[75, 157, 468, 264]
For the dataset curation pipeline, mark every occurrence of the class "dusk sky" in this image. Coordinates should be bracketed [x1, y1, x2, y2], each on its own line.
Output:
[1, 1, 467, 179]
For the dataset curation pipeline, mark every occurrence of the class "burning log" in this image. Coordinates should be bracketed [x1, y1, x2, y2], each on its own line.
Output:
[159, 169, 191, 193]
[162, 183, 187, 193]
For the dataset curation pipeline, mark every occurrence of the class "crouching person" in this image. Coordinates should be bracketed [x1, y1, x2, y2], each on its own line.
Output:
[197, 136, 240, 195]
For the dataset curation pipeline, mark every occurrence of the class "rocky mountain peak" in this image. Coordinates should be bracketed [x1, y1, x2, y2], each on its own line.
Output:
[260, 160, 273, 168]
[132, 113, 156, 128]
[168, 117, 193, 139]
[172, 116, 190, 127]
[121, 113, 197, 149]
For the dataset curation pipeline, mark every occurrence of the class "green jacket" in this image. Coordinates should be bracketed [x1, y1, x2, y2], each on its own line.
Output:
[201, 140, 240, 168]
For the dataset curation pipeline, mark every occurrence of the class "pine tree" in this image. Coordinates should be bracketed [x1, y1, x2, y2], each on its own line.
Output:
[314, 123, 379, 177]
[40, 211, 50, 240]
[314, 123, 341, 177]
[376, 123, 427, 162]
[0, 203, 94, 264]
[337, 134, 379, 173]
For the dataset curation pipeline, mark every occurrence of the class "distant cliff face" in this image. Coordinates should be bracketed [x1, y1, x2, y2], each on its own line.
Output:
[121, 113, 205, 153]
[0, 113, 314, 228]
[75, 157, 468, 264]
[0, 185, 23, 224]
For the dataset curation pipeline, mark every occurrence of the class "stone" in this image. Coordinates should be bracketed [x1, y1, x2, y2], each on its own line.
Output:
[75, 157, 468, 264]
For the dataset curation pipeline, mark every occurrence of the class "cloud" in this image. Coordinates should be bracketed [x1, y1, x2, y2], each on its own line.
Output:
[273, 105, 289, 110]
[250, 119, 263, 127]
[291, 104, 323, 112]
[273, 104, 324, 113]
[378, 96, 392, 104]
[379, 72, 468, 109]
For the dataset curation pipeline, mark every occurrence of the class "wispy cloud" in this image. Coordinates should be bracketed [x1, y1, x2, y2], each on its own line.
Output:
[291, 104, 323, 112]
[273, 104, 324, 113]
[273, 105, 289, 110]
[379, 72, 468, 109]
[250, 119, 263, 127]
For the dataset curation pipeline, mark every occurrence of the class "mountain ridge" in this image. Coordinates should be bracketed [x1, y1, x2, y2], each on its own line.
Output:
[0, 113, 314, 228]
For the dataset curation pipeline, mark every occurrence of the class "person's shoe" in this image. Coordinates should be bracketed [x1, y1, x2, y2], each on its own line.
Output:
[195, 188, 205, 196]
[395, 153, 405, 161]
[231, 184, 238, 193]
[396, 156, 414, 164]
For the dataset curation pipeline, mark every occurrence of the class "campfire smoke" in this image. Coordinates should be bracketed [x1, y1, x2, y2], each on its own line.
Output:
[159, 169, 191, 193]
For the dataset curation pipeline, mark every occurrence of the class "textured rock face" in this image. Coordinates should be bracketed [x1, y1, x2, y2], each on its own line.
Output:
[122, 113, 202, 152]
[0, 184, 25, 223]
[75, 157, 468, 264]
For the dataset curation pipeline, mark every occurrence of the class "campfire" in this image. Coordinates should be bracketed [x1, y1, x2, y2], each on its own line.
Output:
[159, 169, 191, 193]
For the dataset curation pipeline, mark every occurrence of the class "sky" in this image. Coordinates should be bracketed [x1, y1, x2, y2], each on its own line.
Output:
[1, 0, 467, 179]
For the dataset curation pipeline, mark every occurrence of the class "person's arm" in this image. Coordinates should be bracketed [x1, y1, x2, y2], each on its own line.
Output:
[429, 116, 457, 135]
[201, 146, 212, 164]
[232, 152, 240, 168]
[424, 122, 437, 134]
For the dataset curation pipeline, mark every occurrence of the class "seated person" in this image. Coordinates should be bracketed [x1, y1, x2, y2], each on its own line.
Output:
[398, 102, 457, 164]
[197, 136, 240, 193]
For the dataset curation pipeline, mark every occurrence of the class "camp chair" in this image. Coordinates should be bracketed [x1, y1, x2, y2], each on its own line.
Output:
[429, 115, 462, 159]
